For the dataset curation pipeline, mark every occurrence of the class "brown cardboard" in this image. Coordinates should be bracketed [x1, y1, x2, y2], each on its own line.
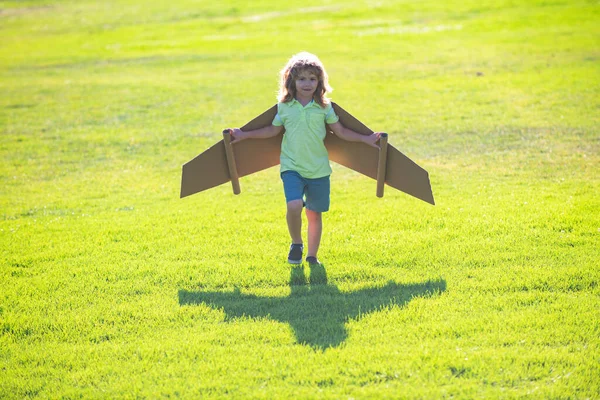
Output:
[180, 103, 435, 205]
[222, 129, 241, 195]
[376, 133, 389, 198]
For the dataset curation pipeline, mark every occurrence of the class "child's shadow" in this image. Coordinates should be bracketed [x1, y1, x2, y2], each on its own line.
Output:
[179, 264, 446, 350]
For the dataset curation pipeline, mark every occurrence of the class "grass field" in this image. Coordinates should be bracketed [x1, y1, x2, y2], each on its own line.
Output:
[1, 0, 599, 398]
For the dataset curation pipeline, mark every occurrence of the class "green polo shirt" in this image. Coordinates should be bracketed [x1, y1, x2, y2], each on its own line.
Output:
[272, 99, 340, 179]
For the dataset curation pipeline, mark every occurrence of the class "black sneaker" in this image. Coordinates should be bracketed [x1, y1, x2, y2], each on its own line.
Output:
[288, 244, 303, 264]
[306, 256, 320, 265]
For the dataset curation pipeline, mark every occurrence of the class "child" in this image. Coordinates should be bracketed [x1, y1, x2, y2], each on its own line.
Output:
[229, 52, 382, 265]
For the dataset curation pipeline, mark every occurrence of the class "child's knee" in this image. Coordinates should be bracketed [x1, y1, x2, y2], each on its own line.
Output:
[287, 199, 304, 214]
[305, 209, 322, 222]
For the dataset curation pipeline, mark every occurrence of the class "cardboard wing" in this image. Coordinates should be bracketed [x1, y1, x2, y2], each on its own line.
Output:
[180, 103, 434, 205]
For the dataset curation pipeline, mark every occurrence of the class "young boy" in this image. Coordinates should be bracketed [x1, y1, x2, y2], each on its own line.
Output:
[230, 52, 381, 265]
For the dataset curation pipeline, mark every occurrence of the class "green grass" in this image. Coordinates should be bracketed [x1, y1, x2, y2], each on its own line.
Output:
[1, 0, 599, 398]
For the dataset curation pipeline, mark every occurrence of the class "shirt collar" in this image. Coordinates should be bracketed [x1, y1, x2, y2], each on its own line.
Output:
[291, 98, 319, 108]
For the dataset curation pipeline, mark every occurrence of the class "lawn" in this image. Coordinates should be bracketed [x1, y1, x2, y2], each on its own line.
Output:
[1, 0, 599, 398]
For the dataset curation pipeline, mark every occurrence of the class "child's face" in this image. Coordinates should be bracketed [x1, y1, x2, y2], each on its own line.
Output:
[294, 70, 319, 99]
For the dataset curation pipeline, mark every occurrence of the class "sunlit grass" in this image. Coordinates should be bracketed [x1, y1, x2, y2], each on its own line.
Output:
[1, 0, 599, 398]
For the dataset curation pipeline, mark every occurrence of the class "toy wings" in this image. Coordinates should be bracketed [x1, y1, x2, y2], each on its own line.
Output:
[180, 103, 435, 205]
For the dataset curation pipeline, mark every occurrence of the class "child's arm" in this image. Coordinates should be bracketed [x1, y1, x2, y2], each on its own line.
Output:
[229, 125, 284, 143]
[327, 121, 383, 148]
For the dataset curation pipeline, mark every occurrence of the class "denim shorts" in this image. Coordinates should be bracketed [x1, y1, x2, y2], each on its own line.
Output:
[281, 170, 330, 212]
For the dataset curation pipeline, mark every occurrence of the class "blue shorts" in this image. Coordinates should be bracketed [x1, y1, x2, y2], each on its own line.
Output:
[281, 170, 330, 213]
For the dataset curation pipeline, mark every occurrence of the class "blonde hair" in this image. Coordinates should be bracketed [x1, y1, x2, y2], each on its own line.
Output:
[277, 52, 333, 107]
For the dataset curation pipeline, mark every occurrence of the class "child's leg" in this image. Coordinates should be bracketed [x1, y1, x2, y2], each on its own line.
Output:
[286, 199, 304, 244]
[304, 174, 329, 260]
[305, 209, 322, 258]
[281, 171, 306, 245]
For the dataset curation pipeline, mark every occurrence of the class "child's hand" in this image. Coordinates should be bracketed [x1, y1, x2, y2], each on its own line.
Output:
[229, 128, 244, 143]
[363, 132, 384, 149]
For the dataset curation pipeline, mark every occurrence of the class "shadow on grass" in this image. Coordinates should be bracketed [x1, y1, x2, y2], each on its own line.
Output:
[178, 264, 446, 350]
